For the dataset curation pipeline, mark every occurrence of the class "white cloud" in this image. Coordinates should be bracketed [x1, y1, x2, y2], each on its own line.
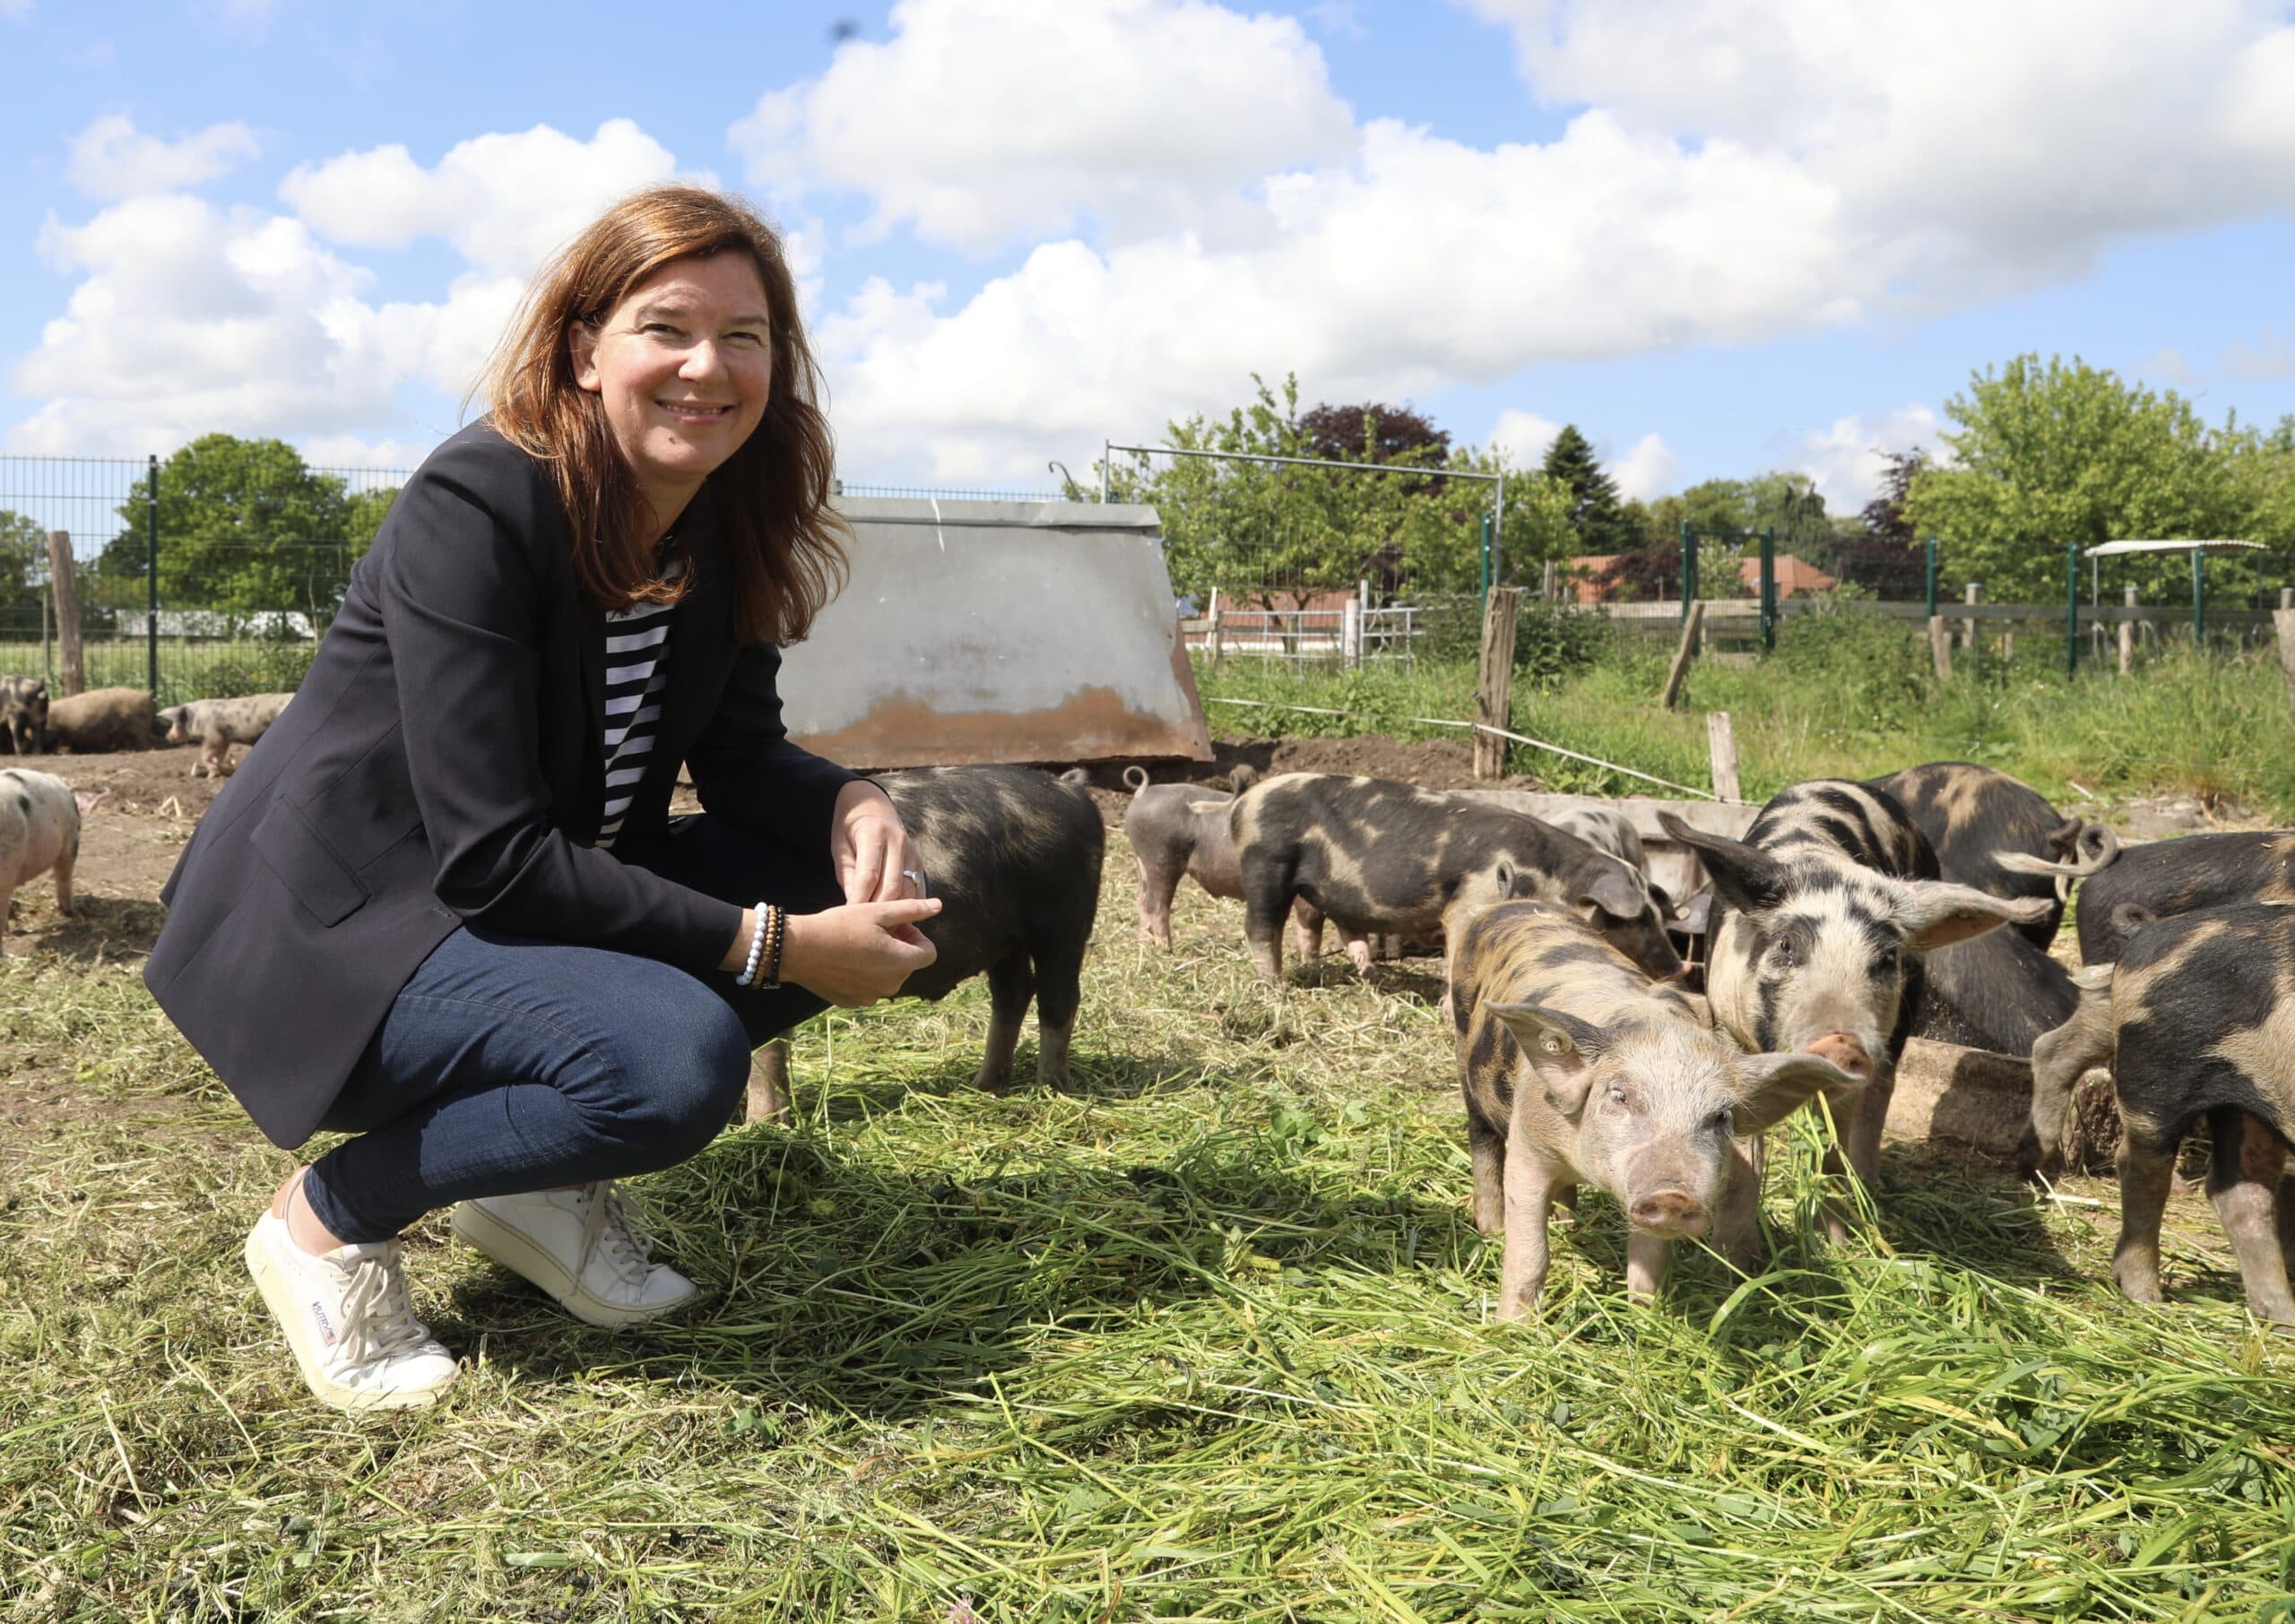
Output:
[1488, 410, 1560, 469]
[1785, 404, 1940, 510]
[732, 0, 1357, 252]
[300, 433, 445, 471]
[1, 1, 33, 20]
[2142, 346, 2200, 386]
[281, 119, 701, 275]
[65, 115, 261, 200]
[1608, 433, 1678, 503]
[2221, 330, 2293, 378]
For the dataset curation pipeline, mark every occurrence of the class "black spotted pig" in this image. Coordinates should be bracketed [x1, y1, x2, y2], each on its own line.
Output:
[0, 768, 104, 953]
[1549, 805, 1648, 874]
[0, 678, 48, 756]
[1867, 761, 2116, 948]
[1662, 782, 2049, 1237]
[1230, 773, 1682, 986]
[1121, 764, 1381, 964]
[2053, 831, 2295, 966]
[750, 764, 1103, 1119]
[1451, 901, 1852, 1316]
[2028, 903, 2295, 1324]
[163, 692, 293, 777]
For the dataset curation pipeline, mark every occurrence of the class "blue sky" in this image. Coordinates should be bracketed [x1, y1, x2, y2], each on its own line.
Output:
[5, 0, 2293, 511]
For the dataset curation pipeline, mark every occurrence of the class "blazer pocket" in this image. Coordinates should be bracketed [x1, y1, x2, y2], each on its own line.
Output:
[250, 799, 370, 926]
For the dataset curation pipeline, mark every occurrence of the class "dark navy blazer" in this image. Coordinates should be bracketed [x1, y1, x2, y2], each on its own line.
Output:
[144, 422, 856, 1148]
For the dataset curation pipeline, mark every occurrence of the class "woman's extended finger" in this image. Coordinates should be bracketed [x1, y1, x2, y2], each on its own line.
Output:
[843, 817, 886, 906]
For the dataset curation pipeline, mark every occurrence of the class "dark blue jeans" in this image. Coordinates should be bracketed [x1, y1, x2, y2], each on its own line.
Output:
[300, 816, 840, 1243]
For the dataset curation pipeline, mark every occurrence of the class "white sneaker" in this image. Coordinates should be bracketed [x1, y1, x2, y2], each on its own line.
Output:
[451, 1181, 698, 1327]
[243, 1214, 459, 1412]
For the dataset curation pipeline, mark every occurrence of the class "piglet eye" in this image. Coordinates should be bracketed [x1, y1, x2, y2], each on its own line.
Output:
[1771, 938, 1797, 967]
[1606, 1085, 1629, 1106]
[1709, 1106, 1734, 1132]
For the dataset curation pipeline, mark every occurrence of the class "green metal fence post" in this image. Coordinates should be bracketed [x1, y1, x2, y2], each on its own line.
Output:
[1678, 520, 1695, 624]
[1478, 512, 1494, 604]
[1924, 535, 1938, 620]
[2192, 546, 2205, 645]
[2066, 540, 2079, 675]
[144, 454, 159, 696]
[1759, 526, 1777, 652]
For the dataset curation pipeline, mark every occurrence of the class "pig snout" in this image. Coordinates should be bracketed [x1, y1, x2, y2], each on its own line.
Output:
[1627, 1189, 1710, 1238]
[1805, 1032, 1872, 1082]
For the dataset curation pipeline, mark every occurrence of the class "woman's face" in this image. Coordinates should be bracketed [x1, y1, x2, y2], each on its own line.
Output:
[569, 252, 774, 522]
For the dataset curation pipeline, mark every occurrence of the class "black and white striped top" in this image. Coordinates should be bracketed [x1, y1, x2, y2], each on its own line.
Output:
[595, 560, 682, 851]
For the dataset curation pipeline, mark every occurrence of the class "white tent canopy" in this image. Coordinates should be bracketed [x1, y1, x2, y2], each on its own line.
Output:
[2086, 539, 2266, 557]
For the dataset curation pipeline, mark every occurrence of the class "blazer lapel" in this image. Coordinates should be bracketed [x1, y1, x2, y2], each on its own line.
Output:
[656, 497, 736, 800]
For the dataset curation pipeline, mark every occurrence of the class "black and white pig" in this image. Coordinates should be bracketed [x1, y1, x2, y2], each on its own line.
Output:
[1867, 762, 2117, 948]
[1230, 773, 1682, 985]
[749, 764, 1104, 1119]
[2028, 903, 2295, 1324]
[0, 678, 48, 756]
[2048, 830, 2295, 966]
[1661, 782, 2049, 1234]
[1451, 901, 1853, 1316]
[0, 768, 103, 952]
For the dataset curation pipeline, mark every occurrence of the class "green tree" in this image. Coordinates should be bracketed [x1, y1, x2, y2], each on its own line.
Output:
[1540, 425, 1640, 555]
[0, 513, 49, 613]
[1105, 376, 1545, 606]
[99, 435, 365, 631]
[1906, 354, 2253, 601]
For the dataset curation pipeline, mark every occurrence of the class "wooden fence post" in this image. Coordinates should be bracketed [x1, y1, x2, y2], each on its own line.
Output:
[1341, 598, 1363, 667]
[1707, 711, 1742, 803]
[44, 531, 83, 698]
[1474, 587, 1521, 780]
[1927, 615, 1952, 682]
[2273, 609, 2295, 730]
[1206, 587, 1224, 665]
[1658, 599, 1705, 711]
[1962, 583, 1979, 652]
[2119, 585, 2137, 676]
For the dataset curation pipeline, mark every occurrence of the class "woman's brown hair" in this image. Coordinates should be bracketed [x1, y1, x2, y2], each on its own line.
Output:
[479, 186, 846, 644]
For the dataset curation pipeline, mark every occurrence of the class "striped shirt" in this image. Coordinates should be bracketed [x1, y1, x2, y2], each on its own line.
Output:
[595, 559, 683, 851]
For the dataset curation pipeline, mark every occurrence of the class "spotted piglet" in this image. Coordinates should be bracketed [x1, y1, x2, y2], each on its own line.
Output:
[1451, 900, 1853, 1317]
[2030, 903, 2295, 1326]
[0, 768, 104, 953]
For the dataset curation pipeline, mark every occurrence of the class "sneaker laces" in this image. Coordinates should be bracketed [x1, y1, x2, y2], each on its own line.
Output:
[576, 1181, 658, 1287]
[333, 1240, 437, 1369]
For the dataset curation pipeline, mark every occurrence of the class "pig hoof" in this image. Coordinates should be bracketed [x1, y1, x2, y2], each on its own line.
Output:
[2114, 1268, 2164, 1305]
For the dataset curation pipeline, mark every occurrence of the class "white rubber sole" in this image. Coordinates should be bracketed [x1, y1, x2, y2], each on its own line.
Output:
[450, 1200, 697, 1328]
[243, 1222, 451, 1412]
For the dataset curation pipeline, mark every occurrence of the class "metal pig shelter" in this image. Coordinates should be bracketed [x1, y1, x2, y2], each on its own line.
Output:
[775, 497, 1214, 770]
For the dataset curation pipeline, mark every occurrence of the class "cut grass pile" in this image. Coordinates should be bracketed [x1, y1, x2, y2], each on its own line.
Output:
[3, 837, 2292, 1620]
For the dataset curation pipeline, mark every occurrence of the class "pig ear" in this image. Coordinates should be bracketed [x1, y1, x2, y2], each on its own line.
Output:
[1493, 858, 1517, 896]
[1658, 815, 1788, 916]
[1575, 862, 1646, 920]
[1488, 1000, 1606, 1118]
[73, 789, 108, 816]
[1897, 881, 2053, 954]
[1731, 1051, 1857, 1136]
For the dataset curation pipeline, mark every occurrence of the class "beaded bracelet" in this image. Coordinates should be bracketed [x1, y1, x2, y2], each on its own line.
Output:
[738, 903, 769, 988]
[760, 903, 786, 989]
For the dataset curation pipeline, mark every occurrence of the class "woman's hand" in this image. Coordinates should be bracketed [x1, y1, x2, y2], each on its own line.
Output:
[830, 780, 925, 904]
[780, 899, 940, 1007]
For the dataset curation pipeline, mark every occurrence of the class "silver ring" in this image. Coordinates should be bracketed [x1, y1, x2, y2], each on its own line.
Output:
[902, 868, 929, 894]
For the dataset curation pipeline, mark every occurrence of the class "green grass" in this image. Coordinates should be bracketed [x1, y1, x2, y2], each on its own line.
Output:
[3, 832, 2292, 1620]
[0, 635, 316, 708]
[1197, 610, 2295, 817]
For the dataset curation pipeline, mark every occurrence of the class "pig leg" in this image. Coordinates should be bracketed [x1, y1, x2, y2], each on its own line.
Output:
[2028, 994, 2115, 1179]
[1495, 1139, 1563, 1320]
[2206, 1109, 2295, 1326]
[1468, 1117, 1504, 1235]
[2112, 1124, 2179, 1305]
[975, 955, 1035, 1093]
[2276, 1171, 2295, 1277]
[1291, 899, 1326, 962]
[1343, 929, 1374, 975]
[1241, 873, 1290, 984]
[0, 878, 11, 955]
[1819, 1078, 1890, 1245]
[745, 1039, 791, 1124]
[51, 832, 74, 918]
[1717, 1140, 1765, 1275]
[1134, 854, 1181, 948]
[1624, 1231, 1675, 1304]
[199, 733, 231, 778]
[1030, 945, 1086, 1093]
